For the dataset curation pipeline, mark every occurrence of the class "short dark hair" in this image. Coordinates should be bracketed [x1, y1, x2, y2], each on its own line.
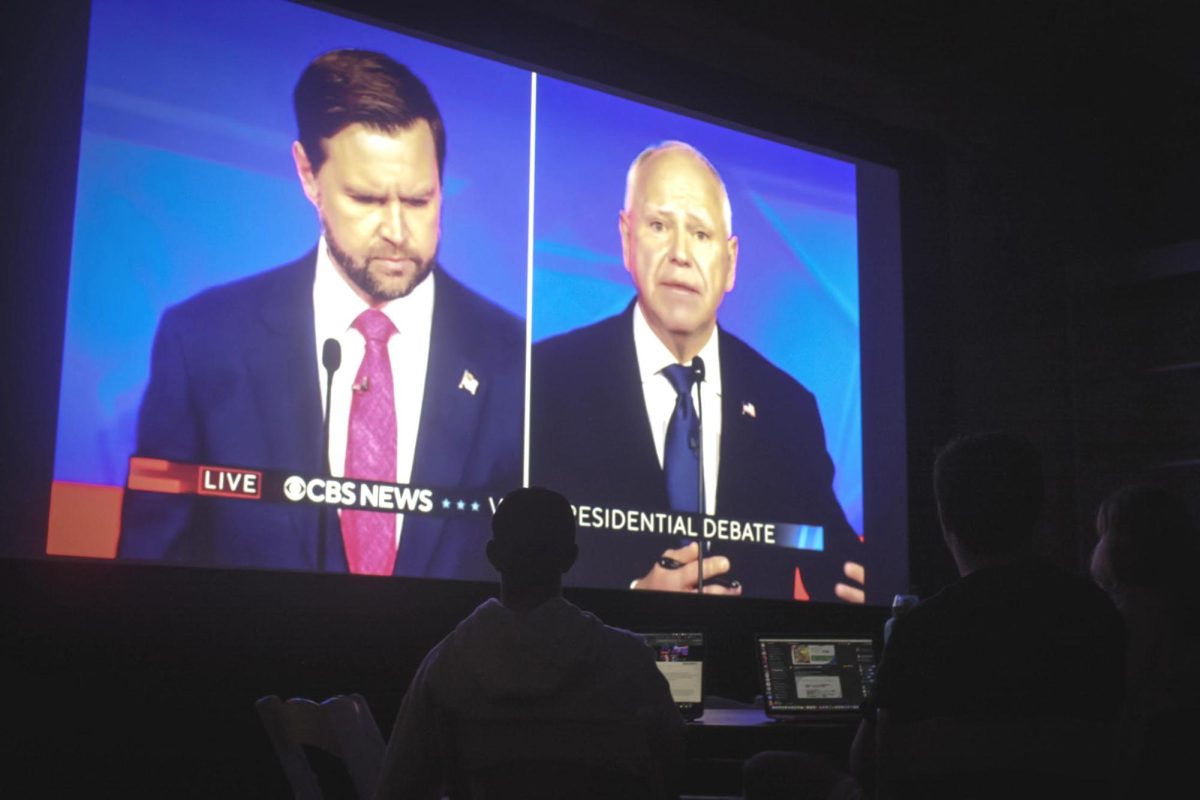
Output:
[1096, 485, 1196, 589]
[933, 431, 1044, 555]
[490, 487, 576, 581]
[293, 49, 445, 178]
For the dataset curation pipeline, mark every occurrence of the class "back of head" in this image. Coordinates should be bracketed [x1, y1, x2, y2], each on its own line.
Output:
[1094, 485, 1196, 592]
[293, 49, 446, 176]
[489, 487, 577, 583]
[934, 432, 1044, 557]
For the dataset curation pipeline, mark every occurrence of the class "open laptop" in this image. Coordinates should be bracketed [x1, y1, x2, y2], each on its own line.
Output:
[756, 634, 877, 722]
[636, 632, 705, 721]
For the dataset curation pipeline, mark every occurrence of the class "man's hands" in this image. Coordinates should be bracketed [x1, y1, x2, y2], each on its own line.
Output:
[835, 561, 866, 604]
[631, 547, 864, 602]
[631, 542, 743, 595]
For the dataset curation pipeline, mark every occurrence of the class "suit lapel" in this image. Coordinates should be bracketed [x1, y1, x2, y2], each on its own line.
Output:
[248, 252, 342, 569]
[605, 303, 670, 509]
[399, 271, 486, 575]
[715, 328, 757, 515]
[251, 252, 323, 471]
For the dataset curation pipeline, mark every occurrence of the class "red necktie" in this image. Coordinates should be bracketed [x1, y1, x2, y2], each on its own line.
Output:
[342, 309, 398, 575]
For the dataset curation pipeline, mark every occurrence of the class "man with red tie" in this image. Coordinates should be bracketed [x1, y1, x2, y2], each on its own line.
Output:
[119, 50, 523, 577]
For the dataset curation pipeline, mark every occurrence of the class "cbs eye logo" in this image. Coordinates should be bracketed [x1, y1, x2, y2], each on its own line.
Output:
[283, 476, 307, 502]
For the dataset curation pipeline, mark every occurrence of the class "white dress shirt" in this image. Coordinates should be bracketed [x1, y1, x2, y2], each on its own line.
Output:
[632, 303, 722, 515]
[312, 237, 435, 548]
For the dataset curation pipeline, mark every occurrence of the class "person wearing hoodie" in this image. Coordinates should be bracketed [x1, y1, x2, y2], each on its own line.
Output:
[374, 487, 685, 799]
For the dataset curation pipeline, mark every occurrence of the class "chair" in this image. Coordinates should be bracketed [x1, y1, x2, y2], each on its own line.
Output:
[256, 694, 386, 800]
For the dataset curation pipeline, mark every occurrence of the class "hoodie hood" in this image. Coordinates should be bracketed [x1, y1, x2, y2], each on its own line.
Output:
[430, 597, 612, 706]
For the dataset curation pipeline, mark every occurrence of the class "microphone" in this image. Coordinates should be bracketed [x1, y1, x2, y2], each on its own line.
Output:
[323, 337, 342, 374]
[691, 355, 706, 593]
[317, 338, 341, 571]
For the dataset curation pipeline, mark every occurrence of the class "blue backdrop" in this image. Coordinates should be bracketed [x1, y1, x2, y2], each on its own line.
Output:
[532, 77, 863, 534]
[54, 0, 530, 486]
[54, 0, 863, 539]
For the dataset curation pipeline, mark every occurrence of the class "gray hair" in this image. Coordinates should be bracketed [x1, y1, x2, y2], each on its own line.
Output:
[623, 141, 733, 234]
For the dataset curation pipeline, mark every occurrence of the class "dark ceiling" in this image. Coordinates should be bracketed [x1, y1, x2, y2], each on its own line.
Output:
[327, 0, 1198, 249]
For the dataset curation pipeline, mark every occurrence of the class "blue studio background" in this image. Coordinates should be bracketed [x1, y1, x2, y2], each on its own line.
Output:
[53, 0, 864, 542]
[533, 76, 864, 536]
[54, 0, 531, 488]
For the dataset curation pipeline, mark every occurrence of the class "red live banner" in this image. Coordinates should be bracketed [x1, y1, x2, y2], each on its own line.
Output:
[126, 457, 499, 517]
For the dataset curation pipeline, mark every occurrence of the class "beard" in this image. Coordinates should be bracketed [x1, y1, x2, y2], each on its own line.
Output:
[325, 225, 435, 302]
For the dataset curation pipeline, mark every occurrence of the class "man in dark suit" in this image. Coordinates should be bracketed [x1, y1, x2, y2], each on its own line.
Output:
[119, 50, 522, 578]
[530, 142, 863, 602]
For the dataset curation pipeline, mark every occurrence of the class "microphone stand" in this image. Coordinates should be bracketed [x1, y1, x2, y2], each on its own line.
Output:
[318, 338, 341, 572]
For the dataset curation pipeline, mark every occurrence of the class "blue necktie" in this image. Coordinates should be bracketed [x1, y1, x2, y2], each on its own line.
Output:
[662, 363, 701, 512]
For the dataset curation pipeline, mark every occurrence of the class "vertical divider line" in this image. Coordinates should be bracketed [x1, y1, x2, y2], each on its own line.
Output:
[522, 71, 538, 487]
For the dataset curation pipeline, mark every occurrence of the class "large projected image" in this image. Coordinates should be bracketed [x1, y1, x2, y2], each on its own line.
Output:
[530, 78, 863, 602]
[47, 0, 902, 603]
[49, 0, 530, 578]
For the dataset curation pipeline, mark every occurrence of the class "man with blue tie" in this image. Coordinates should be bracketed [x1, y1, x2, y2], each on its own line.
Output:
[119, 50, 523, 577]
[530, 141, 864, 602]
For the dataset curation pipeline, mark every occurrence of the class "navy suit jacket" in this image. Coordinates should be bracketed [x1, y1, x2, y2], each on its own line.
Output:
[119, 251, 523, 579]
[530, 304, 859, 601]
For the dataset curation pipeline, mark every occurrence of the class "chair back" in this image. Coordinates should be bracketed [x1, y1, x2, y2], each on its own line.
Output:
[256, 693, 385, 800]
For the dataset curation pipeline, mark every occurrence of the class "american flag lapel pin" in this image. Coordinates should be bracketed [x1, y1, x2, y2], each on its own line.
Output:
[742, 401, 757, 418]
[458, 369, 479, 396]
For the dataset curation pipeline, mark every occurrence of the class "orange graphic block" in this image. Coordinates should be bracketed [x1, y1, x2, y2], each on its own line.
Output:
[46, 481, 124, 559]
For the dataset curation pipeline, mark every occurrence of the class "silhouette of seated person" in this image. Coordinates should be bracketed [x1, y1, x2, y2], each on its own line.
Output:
[1091, 485, 1200, 796]
[374, 487, 685, 799]
[850, 432, 1126, 799]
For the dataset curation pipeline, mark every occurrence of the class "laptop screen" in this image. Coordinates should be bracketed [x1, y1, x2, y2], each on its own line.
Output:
[757, 635, 877, 716]
[637, 632, 704, 717]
